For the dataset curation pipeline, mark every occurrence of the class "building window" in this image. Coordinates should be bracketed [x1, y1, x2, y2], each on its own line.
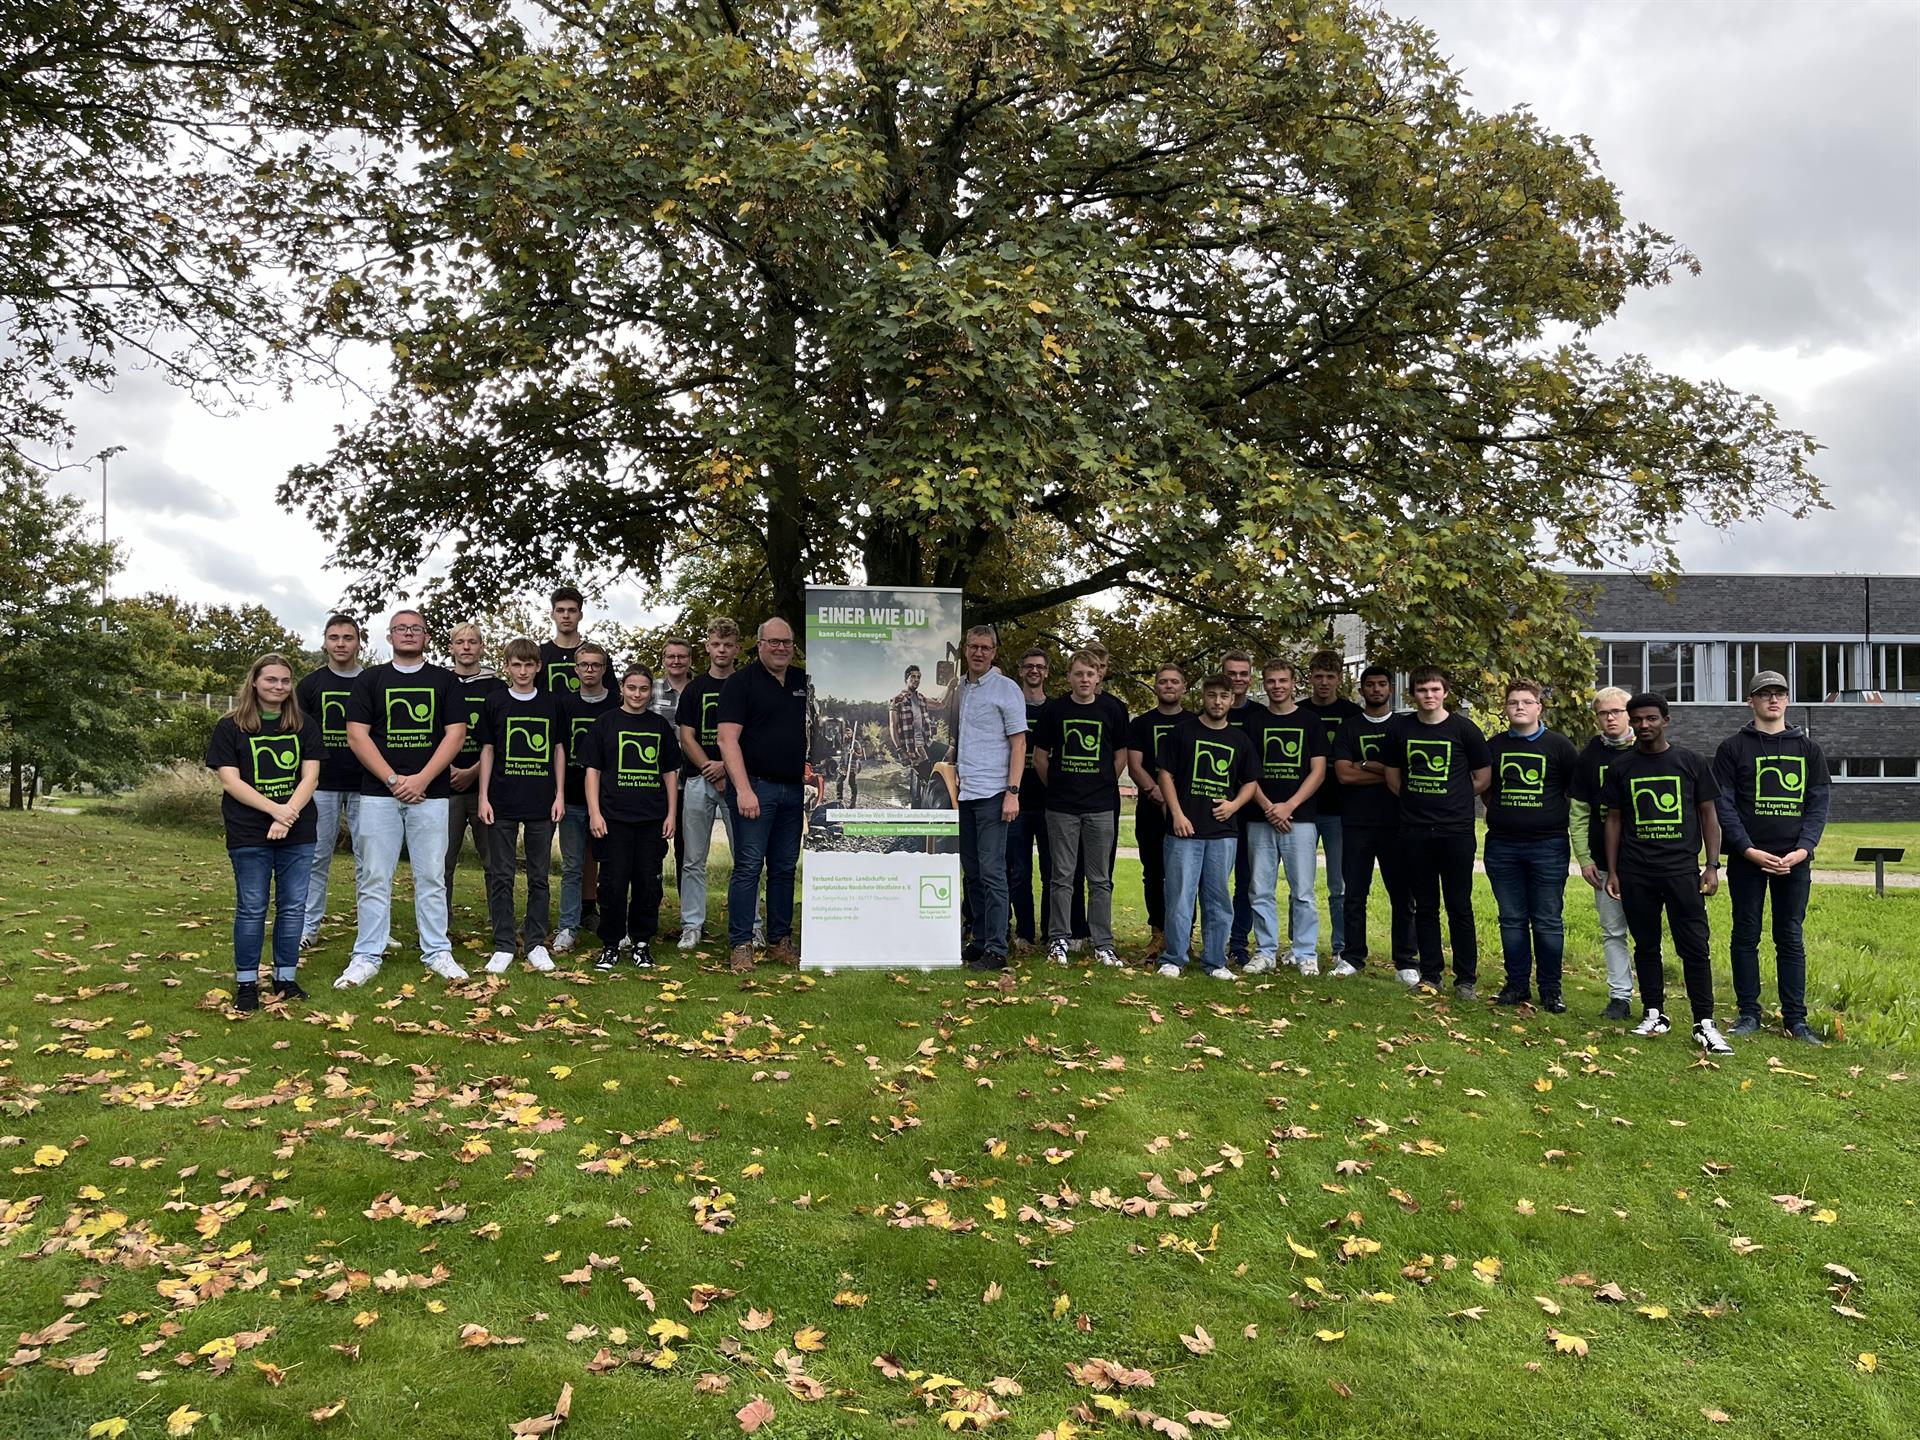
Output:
[1646, 642, 1698, 702]
[1795, 642, 1860, 701]
[1594, 641, 1644, 694]
[1874, 643, 1920, 691]
[1835, 758, 1920, 780]
[1730, 642, 1792, 699]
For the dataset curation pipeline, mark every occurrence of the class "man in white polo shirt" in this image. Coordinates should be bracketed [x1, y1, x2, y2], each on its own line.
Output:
[953, 625, 1029, 971]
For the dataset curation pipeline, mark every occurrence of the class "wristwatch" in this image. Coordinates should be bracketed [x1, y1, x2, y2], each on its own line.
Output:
[384, 772, 399, 788]
[1005, 786, 1019, 796]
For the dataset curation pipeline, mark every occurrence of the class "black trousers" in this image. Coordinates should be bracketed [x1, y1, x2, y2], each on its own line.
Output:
[595, 820, 667, 949]
[1136, 797, 1168, 932]
[1399, 825, 1478, 984]
[1619, 867, 1715, 1022]
[1342, 823, 1416, 969]
[485, 817, 554, 951]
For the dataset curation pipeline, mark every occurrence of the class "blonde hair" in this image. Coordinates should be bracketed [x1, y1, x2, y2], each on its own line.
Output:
[1594, 686, 1631, 708]
[232, 654, 305, 736]
[448, 621, 483, 644]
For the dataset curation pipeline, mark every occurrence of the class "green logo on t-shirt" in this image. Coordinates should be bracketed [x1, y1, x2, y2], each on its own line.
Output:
[319, 690, 351, 746]
[1264, 727, 1306, 780]
[1499, 751, 1546, 806]
[503, 716, 552, 777]
[1405, 738, 1452, 795]
[1753, 756, 1806, 816]
[700, 690, 721, 748]
[617, 731, 663, 787]
[570, 713, 597, 768]
[548, 660, 580, 694]
[385, 687, 435, 743]
[248, 734, 301, 799]
[1191, 738, 1234, 798]
[1357, 731, 1384, 763]
[1060, 718, 1103, 774]
[1629, 775, 1684, 839]
[1594, 762, 1611, 821]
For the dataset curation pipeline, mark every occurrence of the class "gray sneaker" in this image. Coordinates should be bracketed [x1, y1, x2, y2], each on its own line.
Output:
[1453, 982, 1477, 1003]
[551, 928, 577, 954]
[678, 926, 701, 951]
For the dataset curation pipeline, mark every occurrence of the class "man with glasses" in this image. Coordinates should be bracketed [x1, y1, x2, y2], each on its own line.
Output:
[1713, 671, 1831, 1044]
[953, 626, 1028, 971]
[1569, 687, 1638, 1020]
[716, 618, 809, 973]
[338, 611, 469, 987]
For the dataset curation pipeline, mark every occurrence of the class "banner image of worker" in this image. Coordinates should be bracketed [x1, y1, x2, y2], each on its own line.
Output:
[801, 585, 963, 969]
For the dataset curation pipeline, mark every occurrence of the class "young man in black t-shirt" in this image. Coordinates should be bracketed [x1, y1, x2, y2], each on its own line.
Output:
[1483, 678, 1580, 1011]
[555, 643, 616, 951]
[1602, 692, 1731, 1053]
[476, 637, 565, 975]
[1126, 664, 1189, 960]
[1007, 647, 1054, 952]
[536, 584, 587, 697]
[339, 609, 470, 988]
[587, 664, 682, 971]
[294, 612, 365, 948]
[1153, 674, 1259, 979]
[1301, 650, 1364, 964]
[1033, 649, 1128, 966]
[675, 616, 749, 950]
[1244, 660, 1328, 975]
[1383, 666, 1492, 999]
[444, 622, 505, 936]
[1331, 664, 1415, 978]
[1712, 671, 1831, 1044]
[1220, 649, 1258, 965]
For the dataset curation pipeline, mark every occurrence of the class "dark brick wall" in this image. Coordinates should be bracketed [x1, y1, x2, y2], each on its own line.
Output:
[1665, 704, 1918, 822]
[1561, 573, 1920, 637]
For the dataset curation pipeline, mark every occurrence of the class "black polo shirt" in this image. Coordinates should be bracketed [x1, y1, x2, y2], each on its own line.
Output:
[716, 661, 810, 784]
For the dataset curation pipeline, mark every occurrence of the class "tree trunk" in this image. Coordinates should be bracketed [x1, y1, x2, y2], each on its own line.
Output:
[7, 750, 21, 811]
[862, 518, 927, 590]
[762, 305, 806, 630]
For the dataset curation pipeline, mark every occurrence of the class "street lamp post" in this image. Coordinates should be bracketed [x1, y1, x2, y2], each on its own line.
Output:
[94, 445, 125, 606]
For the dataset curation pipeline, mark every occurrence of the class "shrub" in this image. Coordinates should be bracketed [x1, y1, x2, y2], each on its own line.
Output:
[115, 761, 223, 829]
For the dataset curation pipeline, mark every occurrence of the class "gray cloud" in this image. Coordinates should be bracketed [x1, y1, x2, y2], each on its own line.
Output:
[139, 520, 330, 618]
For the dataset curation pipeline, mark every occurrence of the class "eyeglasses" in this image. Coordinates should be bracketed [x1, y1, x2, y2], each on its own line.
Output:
[1596, 707, 1626, 717]
[761, 637, 794, 647]
[391, 625, 426, 635]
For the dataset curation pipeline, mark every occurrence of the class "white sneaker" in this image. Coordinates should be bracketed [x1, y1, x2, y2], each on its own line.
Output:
[1243, 954, 1277, 976]
[1395, 967, 1421, 987]
[1156, 962, 1184, 979]
[1092, 946, 1125, 968]
[1296, 956, 1320, 977]
[1330, 960, 1360, 978]
[423, 953, 469, 981]
[299, 932, 322, 951]
[752, 925, 767, 948]
[1068, 938, 1087, 954]
[484, 951, 514, 974]
[1206, 967, 1238, 982]
[334, 956, 381, 989]
[386, 937, 403, 951]
[1633, 1007, 1671, 1036]
[551, 928, 577, 954]
[1046, 940, 1071, 965]
[526, 945, 555, 973]
[1694, 1017, 1733, 1055]
[678, 926, 701, 951]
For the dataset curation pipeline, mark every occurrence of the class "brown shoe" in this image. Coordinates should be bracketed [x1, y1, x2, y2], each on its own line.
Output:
[767, 939, 801, 967]
[730, 944, 756, 973]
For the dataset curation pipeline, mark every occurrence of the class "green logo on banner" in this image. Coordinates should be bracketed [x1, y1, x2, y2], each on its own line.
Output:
[617, 730, 662, 786]
[248, 734, 301, 799]
[1499, 751, 1546, 804]
[1754, 756, 1807, 815]
[385, 687, 435, 743]
[503, 716, 552, 776]
[1629, 775, 1685, 838]
[1405, 737, 1451, 794]
[919, 876, 952, 915]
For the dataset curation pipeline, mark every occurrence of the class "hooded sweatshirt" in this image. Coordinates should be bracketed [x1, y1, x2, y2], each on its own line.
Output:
[1712, 721, 1831, 857]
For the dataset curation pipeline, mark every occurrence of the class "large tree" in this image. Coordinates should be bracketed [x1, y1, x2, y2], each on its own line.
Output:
[262, 0, 1819, 701]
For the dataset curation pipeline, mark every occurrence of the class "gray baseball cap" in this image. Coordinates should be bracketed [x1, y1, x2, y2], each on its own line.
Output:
[1746, 670, 1790, 696]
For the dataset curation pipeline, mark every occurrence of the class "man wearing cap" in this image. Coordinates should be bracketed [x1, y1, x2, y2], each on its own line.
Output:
[1712, 670, 1831, 1045]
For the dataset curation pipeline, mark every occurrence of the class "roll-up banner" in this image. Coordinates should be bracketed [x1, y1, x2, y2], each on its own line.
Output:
[801, 585, 964, 969]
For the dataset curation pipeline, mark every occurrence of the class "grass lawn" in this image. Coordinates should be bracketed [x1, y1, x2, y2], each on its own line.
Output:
[1806, 821, 1920, 875]
[1, 808, 1916, 1440]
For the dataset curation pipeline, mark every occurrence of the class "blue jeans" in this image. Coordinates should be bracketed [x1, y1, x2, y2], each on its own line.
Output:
[1484, 831, 1570, 995]
[1005, 806, 1051, 944]
[1314, 814, 1345, 954]
[301, 789, 360, 940]
[728, 778, 803, 947]
[351, 796, 452, 964]
[1248, 819, 1319, 962]
[558, 803, 589, 931]
[1163, 835, 1237, 974]
[231, 843, 314, 983]
[959, 797, 1012, 958]
[1728, 852, 1812, 1027]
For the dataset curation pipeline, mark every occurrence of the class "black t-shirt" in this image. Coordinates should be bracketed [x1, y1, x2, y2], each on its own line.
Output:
[451, 672, 506, 764]
[1712, 727, 1831, 852]
[1300, 698, 1363, 817]
[1384, 711, 1492, 830]
[675, 673, 730, 780]
[295, 667, 365, 793]
[1569, 736, 1632, 867]
[478, 688, 563, 821]
[537, 639, 583, 697]
[1019, 695, 1051, 811]
[584, 709, 682, 824]
[1600, 744, 1721, 877]
[1034, 695, 1125, 815]
[715, 661, 810, 784]
[1483, 729, 1579, 838]
[1333, 712, 1401, 829]
[346, 661, 467, 799]
[1248, 707, 1329, 819]
[1155, 716, 1257, 841]
[1129, 709, 1188, 805]
[560, 690, 618, 805]
[205, 713, 321, 849]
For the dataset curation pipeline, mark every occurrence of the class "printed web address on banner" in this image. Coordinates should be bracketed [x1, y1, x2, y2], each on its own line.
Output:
[825, 808, 960, 836]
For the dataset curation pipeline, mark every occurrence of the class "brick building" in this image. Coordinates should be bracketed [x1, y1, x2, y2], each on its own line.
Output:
[1563, 572, 1920, 821]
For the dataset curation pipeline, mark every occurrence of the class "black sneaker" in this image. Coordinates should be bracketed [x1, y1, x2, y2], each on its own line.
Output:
[273, 979, 310, 1003]
[1539, 992, 1567, 1014]
[1600, 997, 1633, 1021]
[1787, 1022, 1825, 1046]
[233, 981, 260, 1014]
[593, 947, 620, 972]
[632, 942, 653, 970]
[961, 943, 985, 967]
[1694, 1018, 1734, 1055]
[1727, 1014, 1763, 1038]
[1493, 986, 1531, 1006]
[966, 953, 1008, 972]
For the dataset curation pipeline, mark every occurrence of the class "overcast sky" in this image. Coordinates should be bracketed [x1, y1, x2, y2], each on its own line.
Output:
[48, 0, 1920, 643]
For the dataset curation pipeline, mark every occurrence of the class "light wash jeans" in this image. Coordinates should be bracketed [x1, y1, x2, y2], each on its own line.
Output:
[351, 795, 452, 965]
[1249, 818, 1319, 962]
[1590, 869, 1633, 999]
[301, 789, 360, 941]
[1162, 834, 1236, 974]
[558, 802, 589, 932]
[678, 774, 735, 932]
